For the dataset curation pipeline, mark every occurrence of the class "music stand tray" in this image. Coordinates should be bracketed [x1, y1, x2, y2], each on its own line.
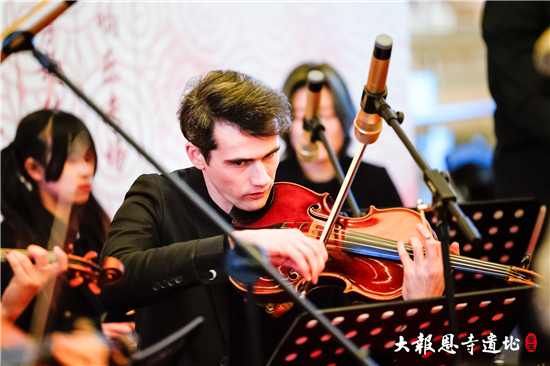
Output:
[267, 286, 534, 366]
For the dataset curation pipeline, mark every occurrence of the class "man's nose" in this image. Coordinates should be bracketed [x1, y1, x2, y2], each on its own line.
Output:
[249, 161, 271, 187]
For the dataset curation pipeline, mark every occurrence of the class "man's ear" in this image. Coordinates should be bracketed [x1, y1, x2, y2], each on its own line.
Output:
[24, 157, 45, 182]
[186, 142, 207, 170]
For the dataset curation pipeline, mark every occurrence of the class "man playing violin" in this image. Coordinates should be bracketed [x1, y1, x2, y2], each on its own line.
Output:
[99, 69, 459, 366]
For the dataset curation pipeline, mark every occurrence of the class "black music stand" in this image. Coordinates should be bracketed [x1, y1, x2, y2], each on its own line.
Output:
[267, 286, 534, 366]
[422, 198, 544, 293]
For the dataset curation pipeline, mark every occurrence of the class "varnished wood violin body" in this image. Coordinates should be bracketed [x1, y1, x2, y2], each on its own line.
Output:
[230, 183, 539, 313]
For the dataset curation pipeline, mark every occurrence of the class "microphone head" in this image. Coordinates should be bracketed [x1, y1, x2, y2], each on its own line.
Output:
[304, 70, 324, 121]
[307, 70, 325, 92]
[296, 131, 319, 163]
[373, 34, 393, 61]
[354, 109, 383, 145]
[298, 70, 324, 162]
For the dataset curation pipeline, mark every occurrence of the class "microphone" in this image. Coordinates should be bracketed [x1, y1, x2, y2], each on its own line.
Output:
[1, 1, 76, 63]
[354, 34, 393, 145]
[534, 27, 550, 78]
[296, 70, 324, 163]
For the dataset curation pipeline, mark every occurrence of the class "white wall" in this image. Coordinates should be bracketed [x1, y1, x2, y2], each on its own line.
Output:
[1, 2, 416, 217]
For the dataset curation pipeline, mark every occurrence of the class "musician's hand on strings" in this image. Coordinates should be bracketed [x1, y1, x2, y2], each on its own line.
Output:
[1, 245, 68, 323]
[397, 223, 460, 300]
[231, 229, 328, 284]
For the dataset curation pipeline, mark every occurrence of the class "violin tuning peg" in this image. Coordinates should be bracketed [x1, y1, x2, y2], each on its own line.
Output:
[70, 276, 84, 287]
[88, 282, 101, 295]
[84, 251, 98, 260]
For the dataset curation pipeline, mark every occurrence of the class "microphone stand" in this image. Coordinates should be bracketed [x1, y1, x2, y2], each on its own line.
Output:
[305, 115, 362, 217]
[3, 36, 378, 366]
[365, 87, 483, 366]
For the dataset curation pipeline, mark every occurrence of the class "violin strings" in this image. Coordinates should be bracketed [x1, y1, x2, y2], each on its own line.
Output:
[333, 231, 528, 281]
[334, 229, 529, 281]
[280, 222, 530, 282]
[0, 248, 58, 263]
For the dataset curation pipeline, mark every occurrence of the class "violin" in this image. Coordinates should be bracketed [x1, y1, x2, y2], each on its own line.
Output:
[1, 248, 124, 294]
[230, 183, 540, 314]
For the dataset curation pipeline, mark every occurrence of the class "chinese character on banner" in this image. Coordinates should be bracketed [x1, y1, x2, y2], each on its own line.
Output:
[106, 136, 126, 172]
[482, 332, 501, 354]
[461, 333, 479, 356]
[97, 6, 118, 37]
[525, 333, 537, 353]
[411, 333, 435, 355]
[394, 336, 410, 353]
[502, 335, 521, 351]
[438, 334, 459, 354]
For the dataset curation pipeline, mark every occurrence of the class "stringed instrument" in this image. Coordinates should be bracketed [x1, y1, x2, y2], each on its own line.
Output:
[230, 183, 540, 314]
[1, 248, 124, 294]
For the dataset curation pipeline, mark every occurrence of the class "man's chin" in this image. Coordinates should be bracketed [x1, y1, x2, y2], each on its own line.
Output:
[238, 197, 269, 212]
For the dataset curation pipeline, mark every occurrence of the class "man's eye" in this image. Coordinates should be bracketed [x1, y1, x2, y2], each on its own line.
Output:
[234, 161, 243, 166]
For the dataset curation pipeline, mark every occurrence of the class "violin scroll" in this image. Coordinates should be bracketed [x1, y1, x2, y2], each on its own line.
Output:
[65, 252, 125, 294]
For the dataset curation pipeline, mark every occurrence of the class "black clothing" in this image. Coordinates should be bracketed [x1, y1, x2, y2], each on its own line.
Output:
[1, 201, 106, 333]
[100, 167, 288, 366]
[100, 168, 230, 365]
[483, 3, 550, 364]
[276, 156, 403, 213]
[482, 1, 550, 208]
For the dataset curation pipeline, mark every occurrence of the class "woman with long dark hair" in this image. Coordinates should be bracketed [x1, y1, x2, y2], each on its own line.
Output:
[1, 109, 110, 333]
[276, 63, 403, 212]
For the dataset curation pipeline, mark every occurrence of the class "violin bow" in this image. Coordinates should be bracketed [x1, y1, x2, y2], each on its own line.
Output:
[320, 34, 390, 247]
[24, 134, 91, 365]
[301, 143, 369, 298]
[304, 37, 390, 294]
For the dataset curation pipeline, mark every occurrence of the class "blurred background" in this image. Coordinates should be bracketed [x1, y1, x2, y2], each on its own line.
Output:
[409, 1, 496, 204]
[1, 1, 494, 217]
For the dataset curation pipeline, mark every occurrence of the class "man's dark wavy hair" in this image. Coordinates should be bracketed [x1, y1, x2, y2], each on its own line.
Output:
[177, 70, 292, 162]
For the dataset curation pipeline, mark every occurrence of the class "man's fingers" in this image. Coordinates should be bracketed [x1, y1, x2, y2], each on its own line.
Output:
[305, 236, 328, 263]
[296, 232, 327, 284]
[415, 223, 443, 261]
[235, 228, 328, 285]
[271, 242, 313, 282]
[415, 223, 431, 242]
[409, 237, 425, 265]
[289, 239, 320, 283]
[397, 240, 412, 265]
[294, 232, 327, 266]
[289, 237, 326, 284]
[450, 242, 461, 256]
[424, 236, 441, 263]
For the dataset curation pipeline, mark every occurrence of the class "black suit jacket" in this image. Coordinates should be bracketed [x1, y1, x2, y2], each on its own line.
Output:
[99, 168, 233, 366]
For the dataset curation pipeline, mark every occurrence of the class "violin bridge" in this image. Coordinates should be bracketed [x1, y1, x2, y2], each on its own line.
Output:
[308, 222, 321, 240]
